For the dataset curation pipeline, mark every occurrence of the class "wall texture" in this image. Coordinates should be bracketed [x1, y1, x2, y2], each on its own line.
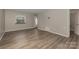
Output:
[0, 9, 5, 40]
[5, 10, 36, 32]
[37, 9, 70, 37]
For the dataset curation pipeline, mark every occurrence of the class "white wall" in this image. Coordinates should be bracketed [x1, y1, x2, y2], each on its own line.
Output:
[0, 9, 5, 40]
[37, 9, 70, 37]
[5, 10, 36, 32]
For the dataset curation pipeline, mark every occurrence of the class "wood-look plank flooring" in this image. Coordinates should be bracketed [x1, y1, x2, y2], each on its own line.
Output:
[0, 28, 79, 49]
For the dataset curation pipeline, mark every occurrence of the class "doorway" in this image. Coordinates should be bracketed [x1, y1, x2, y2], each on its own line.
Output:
[70, 9, 79, 35]
[34, 15, 38, 28]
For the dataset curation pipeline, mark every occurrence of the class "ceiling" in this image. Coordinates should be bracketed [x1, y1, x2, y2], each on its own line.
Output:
[10, 9, 48, 14]
[8, 9, 78, 14]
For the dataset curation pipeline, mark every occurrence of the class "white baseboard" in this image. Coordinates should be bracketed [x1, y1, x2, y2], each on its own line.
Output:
[5, 27, 36, 32]
[38, 27, 69, 37]
[0, 32, 5, 40]
[49, 30, 69, 37]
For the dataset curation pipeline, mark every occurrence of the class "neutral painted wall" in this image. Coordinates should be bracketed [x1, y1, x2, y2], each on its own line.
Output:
[0, 9, 5, 40]
[5, 10, 36, 32]
[37, 9, 70, 37]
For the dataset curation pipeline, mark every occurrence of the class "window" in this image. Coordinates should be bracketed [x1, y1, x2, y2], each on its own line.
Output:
[16, 15, 25, 24]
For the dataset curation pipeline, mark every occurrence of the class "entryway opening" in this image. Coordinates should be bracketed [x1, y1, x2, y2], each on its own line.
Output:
[34, 15, 38, 28]
[70, 9, 78, 36]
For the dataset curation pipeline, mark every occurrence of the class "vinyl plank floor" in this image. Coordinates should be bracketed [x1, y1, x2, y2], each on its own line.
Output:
[0, 28, 79, 49]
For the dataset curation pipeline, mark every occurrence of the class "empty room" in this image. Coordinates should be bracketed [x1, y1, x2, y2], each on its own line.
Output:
[0, 9, 79, 49]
